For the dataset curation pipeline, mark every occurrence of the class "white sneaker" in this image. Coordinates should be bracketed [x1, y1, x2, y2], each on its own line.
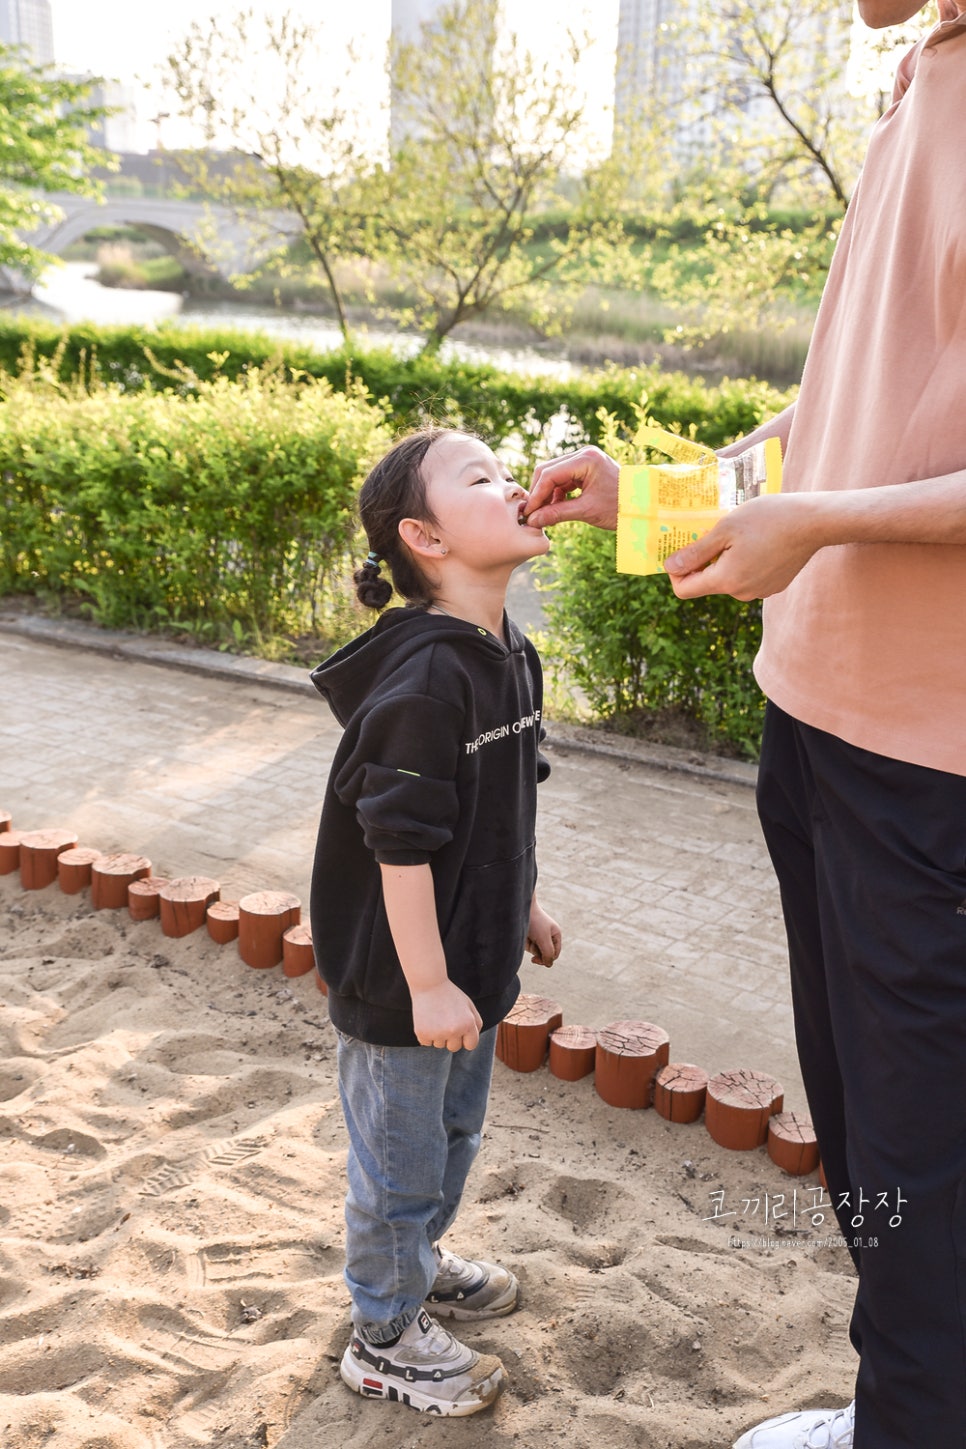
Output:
[424, 1244, 519, 1320]
[733, 1401, 855, 1449]
[340, 1307, 504, 1417]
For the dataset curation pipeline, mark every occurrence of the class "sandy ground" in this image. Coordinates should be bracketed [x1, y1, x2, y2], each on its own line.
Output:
[0, 869, 857, 1449]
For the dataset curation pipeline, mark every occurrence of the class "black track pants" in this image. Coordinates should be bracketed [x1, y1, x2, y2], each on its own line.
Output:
[756, 703, 966, 1449]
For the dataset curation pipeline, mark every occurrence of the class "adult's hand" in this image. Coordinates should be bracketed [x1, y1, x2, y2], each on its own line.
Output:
[525, 446, 620, 530]
[664, 493, 825, 600]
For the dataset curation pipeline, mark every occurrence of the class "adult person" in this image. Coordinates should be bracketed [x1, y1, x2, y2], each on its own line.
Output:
[524, 3, 966, 1446]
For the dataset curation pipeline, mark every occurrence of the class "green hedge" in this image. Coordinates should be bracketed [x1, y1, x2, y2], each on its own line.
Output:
[538, 404, 790, 757]
[0, 319, 795, 753]
[539, 526, 766, 756]
[0, 361, 389, 641]
[0, 318, 786, 464]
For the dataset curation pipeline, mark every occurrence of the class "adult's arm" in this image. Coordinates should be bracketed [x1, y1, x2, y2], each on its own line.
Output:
[665, 465, 966, 601]
[380, 862, 483, 1051]
[524, 405, 798, 531]
[716, 402, 797, 460]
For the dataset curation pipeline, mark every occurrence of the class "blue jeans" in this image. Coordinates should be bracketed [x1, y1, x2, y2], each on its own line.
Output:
[336, 1025, 497, 1345]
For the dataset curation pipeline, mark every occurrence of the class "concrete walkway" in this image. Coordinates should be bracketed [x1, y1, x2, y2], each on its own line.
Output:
[0, 613, 804, 1105]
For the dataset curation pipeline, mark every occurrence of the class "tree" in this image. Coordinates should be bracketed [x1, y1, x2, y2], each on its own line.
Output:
[689, 2, 863, 208]
[849, 3, 940, 119]
[617, 1, 936, 347]
[376, 0, 630, 353]
[165, 3, 633, 354]
[0, 48, 109, 283]
[165, 8, 381, 340]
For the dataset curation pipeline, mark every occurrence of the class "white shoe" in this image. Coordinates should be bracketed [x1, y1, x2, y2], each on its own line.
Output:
[340, 1307, 504, 1417]
[733, 1401, 854, 1449]
[424, 1244, 519, 1320]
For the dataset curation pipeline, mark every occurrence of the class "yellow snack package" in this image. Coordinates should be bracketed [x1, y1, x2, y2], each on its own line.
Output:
[616, 426, 782, 577]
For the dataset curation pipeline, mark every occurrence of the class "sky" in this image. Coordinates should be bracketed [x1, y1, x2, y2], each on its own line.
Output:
[47, 0, 621, 155]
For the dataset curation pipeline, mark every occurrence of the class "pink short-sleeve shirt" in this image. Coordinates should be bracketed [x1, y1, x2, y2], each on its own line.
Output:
[755, 3, 966, 776]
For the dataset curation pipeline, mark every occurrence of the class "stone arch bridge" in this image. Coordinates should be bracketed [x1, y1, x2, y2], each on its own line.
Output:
[3, 193, 302, 294]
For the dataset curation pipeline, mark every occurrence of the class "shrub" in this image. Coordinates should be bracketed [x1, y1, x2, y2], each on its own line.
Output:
[0, 319, 796, 752]
[537, 399, 792, 758]
[0, 318, 789, 465]
[0, 358, 389, 643]
[94, 252, 187, 292]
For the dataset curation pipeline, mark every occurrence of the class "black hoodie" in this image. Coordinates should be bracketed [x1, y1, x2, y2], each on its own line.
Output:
[309, 606, 549, 1046]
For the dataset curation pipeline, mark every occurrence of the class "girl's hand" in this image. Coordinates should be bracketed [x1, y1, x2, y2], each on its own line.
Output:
[526, 900, 562, 967]
[412, 980, 483, 1052]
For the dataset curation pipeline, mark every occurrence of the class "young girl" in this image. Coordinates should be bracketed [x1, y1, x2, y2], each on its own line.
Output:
[310, 426, 562, 1418]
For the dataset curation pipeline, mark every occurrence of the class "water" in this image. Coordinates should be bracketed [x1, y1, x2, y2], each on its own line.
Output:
[18, 262, 575, 381]
[26, 263, 183, 326]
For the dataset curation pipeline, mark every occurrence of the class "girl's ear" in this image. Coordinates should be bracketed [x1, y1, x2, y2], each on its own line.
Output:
[398, 517, 444, 558]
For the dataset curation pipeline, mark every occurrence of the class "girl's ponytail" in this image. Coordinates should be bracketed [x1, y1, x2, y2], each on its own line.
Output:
[353, 550, 394, 610]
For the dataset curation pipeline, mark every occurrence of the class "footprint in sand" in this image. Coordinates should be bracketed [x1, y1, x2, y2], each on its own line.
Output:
[137, 1134, 269, 1198]
[541, 1173, 635, 1234]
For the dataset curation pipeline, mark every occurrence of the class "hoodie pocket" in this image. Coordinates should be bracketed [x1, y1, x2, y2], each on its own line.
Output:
[441, 844, 536, 997]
